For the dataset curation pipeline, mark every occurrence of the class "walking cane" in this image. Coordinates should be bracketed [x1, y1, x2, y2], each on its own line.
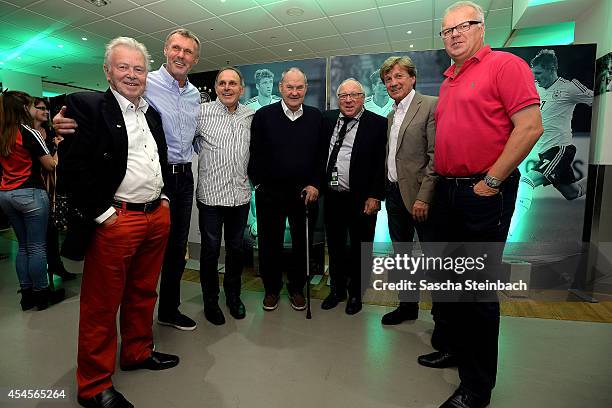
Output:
[303, 192, 312, 319]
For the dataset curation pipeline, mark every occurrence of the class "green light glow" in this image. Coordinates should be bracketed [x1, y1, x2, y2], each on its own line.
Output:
[528, 0, 565, 6]
[42, 91, 62, 97]
[509, 21, 575, 47]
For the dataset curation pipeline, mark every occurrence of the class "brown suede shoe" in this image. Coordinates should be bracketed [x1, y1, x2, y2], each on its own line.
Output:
[262, 294, 279, 311]
[289, 292, 306, 311]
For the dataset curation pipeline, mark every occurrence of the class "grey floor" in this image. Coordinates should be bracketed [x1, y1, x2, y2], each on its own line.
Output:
[1, 237, 611, 408]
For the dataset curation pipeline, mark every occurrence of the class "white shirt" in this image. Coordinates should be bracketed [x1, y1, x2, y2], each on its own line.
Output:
[327, 109, 363, 191]
[194, 100, 254, 206]
[536, 77, 593, 153]
[387, 89, 416, 182]
[95, 89, 164, 223]
[281, 99, 303, 121]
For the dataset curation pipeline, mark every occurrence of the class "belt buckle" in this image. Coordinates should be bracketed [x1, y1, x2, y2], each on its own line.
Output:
[171, 164, 179, 174]
[143, 201, 152, 212]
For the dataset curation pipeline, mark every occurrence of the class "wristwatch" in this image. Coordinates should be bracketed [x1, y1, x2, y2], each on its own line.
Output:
[484, 175, 502, 189]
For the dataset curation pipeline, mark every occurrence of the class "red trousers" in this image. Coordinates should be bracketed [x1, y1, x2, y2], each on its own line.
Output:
[77, 205, 170, 398]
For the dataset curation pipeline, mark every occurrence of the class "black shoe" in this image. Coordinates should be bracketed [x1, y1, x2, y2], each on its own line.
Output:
[77, 386, 133, 408]
[417, 351, 457, 369]
[226, 297, 246, 320]
[18, 288, 35, 311]
[121, 351, 179, 371]
[204, 303, 226, 325]
[157, 312, 197, 331]
[321, 291, 346, 310]
[34, 287, 65, 311]
[381, 302, 419, 325]
[49, 264, 78, 281]
[345, 297, 362, 315]
[439, 386, 490, 408]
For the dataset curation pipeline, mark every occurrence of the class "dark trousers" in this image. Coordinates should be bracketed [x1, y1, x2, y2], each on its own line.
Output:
[46, 222, 63, 271]
[255, 188, 317, 295]
[431, 172, 519, 398]
[324, 190, 377, 299]
[385, 182, 433, 303]
[158, 168, 194, 320]
[197, 202, 250, 304]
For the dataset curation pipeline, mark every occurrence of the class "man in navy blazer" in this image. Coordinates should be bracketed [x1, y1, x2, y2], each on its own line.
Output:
[62, 37, 178, 408]
[321, 78, 387, 315]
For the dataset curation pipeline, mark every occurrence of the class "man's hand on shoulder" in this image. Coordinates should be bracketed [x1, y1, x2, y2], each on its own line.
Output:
[52, 106, 78, 135]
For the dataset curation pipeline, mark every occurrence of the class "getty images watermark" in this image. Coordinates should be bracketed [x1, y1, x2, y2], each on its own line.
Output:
[370, 252, 528, 292]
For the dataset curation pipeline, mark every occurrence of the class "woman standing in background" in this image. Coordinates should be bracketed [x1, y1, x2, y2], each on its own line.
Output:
[31, 97, 76, 284]
[0, 90, 65, 310]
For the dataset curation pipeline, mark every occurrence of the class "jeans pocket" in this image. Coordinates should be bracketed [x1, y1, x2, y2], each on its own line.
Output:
[12, 189, 35, 207]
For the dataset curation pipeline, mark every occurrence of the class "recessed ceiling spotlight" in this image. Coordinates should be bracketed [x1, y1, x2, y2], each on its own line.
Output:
[286, 7, 304, 17]
[409, 44, 414, 48]
[16, 56, 21, 60]
[81, 37, 88, 41]
[406, 30, 412, 34]
[220, 0, 226, 2]
[288, 48, 293, 52]
[57, 44, 64, 48]
[86, 0, 110, 7]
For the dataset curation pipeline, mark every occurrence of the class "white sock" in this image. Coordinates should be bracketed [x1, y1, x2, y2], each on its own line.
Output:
[509, 177, 535, 238]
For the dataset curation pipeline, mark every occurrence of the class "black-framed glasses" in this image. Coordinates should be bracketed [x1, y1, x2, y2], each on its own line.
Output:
[34, 106, 49, 111]
[439, 20, 482, 38]
[337, 92, 364, 100]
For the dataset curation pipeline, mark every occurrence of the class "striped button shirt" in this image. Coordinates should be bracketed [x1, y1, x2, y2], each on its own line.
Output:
[194, 99, 254, 206]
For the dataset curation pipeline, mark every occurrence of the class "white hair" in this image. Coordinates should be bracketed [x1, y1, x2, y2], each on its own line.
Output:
[337, 78, 364, 95]
[443, 1, 485, 25]
[104, 37, 150, 71]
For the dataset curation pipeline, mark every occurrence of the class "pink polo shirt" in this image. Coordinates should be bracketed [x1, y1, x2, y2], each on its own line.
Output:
[434, 45, 539, 177]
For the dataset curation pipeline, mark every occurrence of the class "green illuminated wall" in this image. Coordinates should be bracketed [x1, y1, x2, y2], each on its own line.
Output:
[0, 70, 42, 96]
[507, 21, 575, 47]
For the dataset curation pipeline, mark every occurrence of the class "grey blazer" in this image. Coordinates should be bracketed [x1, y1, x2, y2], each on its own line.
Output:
[386, 92, 438, 211]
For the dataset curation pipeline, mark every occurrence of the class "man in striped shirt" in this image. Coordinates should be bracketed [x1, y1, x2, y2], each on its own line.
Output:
[194, 67, 254, 325]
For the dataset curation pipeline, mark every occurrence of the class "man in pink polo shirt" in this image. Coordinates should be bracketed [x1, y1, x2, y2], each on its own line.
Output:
[421, 2, 543, 408]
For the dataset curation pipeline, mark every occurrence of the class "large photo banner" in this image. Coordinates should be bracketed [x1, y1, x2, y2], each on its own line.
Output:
[329, 50, 449, 247]
[237, 58, 327, 251]
[329, 50, 449, 114]
[328, 45, 596, 262]
[237, 58, 327, 111]
[502, 45, 596, 254]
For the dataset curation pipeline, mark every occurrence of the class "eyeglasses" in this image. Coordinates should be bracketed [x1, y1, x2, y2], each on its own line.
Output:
[439, 20, 482, 38]
[34, 106, 49, 111]
[337, 92, 364, 100]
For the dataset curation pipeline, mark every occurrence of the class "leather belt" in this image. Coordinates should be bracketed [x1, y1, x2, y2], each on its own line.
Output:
[168, 163, 191, 174]
[442, 174, 486, 186]
[112, 198, 161, 212]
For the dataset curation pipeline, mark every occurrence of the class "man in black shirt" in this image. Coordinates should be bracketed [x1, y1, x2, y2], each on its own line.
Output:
[248, 67, 327, 311]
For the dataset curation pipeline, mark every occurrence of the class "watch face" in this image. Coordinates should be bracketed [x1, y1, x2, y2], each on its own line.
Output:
[485, 176, 501, 188]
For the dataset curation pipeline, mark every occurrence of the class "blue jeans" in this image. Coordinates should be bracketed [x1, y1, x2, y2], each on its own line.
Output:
[0, 188, 49, 290]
